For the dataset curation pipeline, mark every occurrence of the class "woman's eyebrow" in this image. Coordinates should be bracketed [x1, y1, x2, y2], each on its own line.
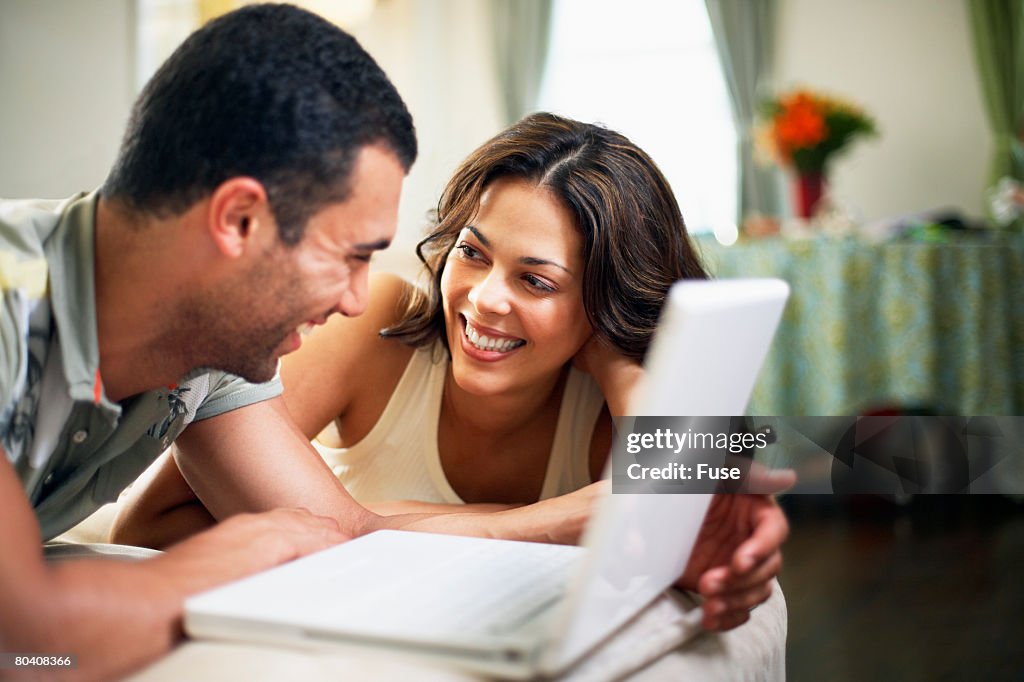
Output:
[520, 256, 572, 276]
[467, 225, 573, 275]
[466, 225, 491, 248]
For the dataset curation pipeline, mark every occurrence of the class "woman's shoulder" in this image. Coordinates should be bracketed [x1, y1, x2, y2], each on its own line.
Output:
[281, 272, 417, 439]
[345, 271, 419, 374]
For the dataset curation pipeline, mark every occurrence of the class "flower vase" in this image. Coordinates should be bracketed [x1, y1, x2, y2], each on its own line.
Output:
[794, 172, 825, 219]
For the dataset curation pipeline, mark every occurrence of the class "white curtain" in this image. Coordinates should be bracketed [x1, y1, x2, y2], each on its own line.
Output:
[491, 0, 553, 126]
[705, 0, 784, 220]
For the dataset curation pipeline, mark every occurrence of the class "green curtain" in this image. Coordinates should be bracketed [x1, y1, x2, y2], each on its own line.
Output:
[491, 0, 553, 126]
[704, 0, 783, 222]
[967, 0, 1024, 188]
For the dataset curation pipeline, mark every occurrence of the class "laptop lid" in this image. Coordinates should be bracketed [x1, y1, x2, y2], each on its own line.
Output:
[541, 278, 789, 672]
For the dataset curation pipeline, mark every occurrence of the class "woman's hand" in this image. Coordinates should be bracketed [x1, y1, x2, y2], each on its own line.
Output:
[676, 465, 796, 631]
[572, 334, 644, 416]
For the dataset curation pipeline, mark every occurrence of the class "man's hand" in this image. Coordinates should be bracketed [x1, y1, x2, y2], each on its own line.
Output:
[676, 467, 796, 631]
[1, 434, 349, 682]
[165, 507, 351, 571]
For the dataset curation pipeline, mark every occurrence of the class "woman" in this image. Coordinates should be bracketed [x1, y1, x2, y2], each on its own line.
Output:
[114, 113, 790, 631]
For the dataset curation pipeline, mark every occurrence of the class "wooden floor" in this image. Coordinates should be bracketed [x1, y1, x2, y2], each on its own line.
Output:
[779, 495, 1024, 681]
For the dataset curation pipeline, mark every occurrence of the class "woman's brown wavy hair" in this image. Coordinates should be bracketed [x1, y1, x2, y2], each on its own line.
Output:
[382, 112, 708, 362]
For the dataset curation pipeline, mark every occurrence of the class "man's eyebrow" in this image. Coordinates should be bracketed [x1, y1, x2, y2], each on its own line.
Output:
[353, 238, 391, 252]
[466, 225, 491, 248]
[520, 256, 572, 276]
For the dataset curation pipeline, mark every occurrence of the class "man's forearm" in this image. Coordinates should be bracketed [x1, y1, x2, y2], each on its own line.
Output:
[10, 549, 234, 680]
[7, 510, 343, 681]
[22, 557, 192, 679]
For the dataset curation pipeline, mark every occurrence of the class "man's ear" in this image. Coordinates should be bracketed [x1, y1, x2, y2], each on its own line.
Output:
[206, 177, 273, 259]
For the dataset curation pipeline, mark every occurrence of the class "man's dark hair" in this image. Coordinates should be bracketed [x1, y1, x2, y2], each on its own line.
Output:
[102, 3, 416, 245]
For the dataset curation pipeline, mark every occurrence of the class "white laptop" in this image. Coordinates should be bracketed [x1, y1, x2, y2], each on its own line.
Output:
[184, 278, 790, 678]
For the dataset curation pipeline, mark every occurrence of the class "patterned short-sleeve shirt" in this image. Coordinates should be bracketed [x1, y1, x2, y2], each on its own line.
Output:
[0, 192, 282, 540]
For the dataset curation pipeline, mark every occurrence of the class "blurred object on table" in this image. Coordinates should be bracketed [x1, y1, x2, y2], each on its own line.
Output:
[741, 213, 781, 239]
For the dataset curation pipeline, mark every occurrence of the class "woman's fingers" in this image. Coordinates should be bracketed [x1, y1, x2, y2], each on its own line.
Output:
[701, 579, 775, 630]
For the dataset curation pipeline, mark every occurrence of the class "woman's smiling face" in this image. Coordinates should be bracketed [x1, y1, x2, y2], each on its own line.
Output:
[440, 176, 593, 397]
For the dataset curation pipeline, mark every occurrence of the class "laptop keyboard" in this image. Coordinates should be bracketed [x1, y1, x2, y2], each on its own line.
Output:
[325, 538, 584, 636]
[433, 542, 581, 634]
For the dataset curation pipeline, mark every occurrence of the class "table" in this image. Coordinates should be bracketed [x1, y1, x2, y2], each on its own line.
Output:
[696, 234, 1024, 416]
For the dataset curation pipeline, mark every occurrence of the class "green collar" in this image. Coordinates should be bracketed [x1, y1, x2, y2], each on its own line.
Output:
[43, 191, 120, 419]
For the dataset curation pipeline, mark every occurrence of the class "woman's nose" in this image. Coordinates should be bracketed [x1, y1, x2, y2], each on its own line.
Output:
[467, 270, 512, 316]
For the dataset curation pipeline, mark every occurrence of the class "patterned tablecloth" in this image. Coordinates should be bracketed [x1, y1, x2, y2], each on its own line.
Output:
[696, 234, 1024, 416]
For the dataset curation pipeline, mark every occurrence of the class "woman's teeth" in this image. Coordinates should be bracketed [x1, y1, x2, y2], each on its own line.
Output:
[465, 320, 524, 353]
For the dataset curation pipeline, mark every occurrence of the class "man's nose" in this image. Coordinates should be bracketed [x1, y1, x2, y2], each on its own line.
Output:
[339, 268, 369, 317]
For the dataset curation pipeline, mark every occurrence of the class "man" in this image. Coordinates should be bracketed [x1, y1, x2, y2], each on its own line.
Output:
[0, 5, 788, 680]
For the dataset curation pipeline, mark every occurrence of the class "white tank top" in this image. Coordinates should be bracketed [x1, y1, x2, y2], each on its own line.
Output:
[312, 342, 606, 504]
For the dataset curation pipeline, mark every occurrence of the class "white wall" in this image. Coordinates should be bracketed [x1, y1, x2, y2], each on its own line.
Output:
[0, 0, 135, 199]
[0, 0, 994, 229]
[349, 0, 505, 275]
[0, 0, 502, 277]
[774, 0, 990, 221]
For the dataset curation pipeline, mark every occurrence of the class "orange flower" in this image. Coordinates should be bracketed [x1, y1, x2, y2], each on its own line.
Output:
[775, 93, 826, 152]
[755, 87, 876, 174]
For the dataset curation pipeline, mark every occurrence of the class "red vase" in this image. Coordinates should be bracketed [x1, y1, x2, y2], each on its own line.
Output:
[794, 172, 825, 219]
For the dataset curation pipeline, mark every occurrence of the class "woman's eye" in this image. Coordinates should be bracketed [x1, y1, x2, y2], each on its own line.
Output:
[524, 274, 555, 293]
[456, 243, 481, 260]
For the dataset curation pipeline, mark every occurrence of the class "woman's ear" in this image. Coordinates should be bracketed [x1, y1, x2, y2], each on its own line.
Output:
[206, 177, 272, 259]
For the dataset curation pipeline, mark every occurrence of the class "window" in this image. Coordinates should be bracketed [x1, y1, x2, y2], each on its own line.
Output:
[537, 0, 736, 234]
[135, 0, 199, 91]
